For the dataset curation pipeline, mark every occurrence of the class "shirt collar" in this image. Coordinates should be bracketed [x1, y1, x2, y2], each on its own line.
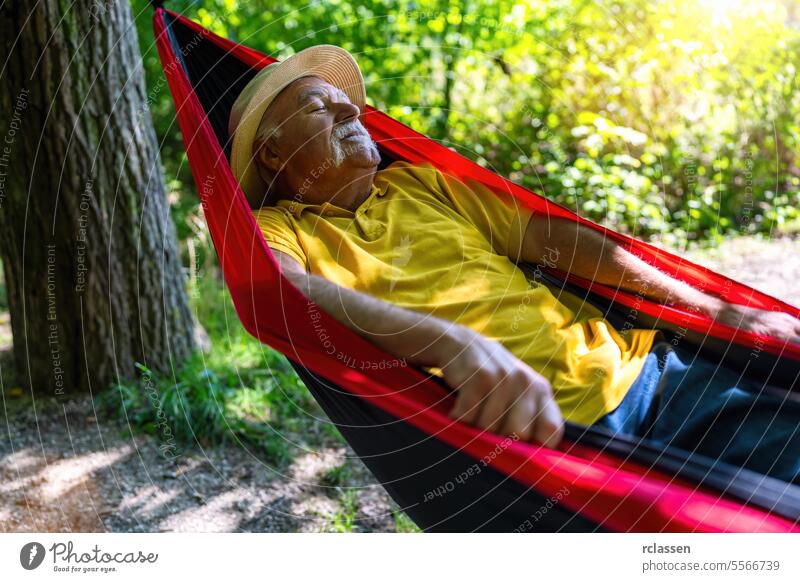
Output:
[277, 181, 387, 218]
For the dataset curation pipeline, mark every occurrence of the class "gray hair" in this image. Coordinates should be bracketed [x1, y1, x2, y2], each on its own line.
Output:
[255, 115, 282, 145]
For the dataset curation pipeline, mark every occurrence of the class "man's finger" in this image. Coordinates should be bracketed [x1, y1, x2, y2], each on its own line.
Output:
[500, 390, 537, 441]
[449, 382, 484, 425]
[532, 389, 564, 448]
[476, 386, 512, 433]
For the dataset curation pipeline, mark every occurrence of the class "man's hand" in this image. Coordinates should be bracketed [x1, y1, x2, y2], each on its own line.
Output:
[433, 325, 564, 448]
[717, 304, 800, 344]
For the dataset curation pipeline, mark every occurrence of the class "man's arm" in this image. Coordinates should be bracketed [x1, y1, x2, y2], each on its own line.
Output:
[272, 249, 563, 446]
[518, 215, 800, 343]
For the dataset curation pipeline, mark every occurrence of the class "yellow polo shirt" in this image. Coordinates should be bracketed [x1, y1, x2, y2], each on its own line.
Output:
[253, 161, 657, 425]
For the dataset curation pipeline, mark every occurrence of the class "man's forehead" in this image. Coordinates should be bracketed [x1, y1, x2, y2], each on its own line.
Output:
[263, 77, 351, 125]
[292, 78, 350, 104]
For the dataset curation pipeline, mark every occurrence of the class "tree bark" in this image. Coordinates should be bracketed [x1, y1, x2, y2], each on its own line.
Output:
[0, 0, 194, 396]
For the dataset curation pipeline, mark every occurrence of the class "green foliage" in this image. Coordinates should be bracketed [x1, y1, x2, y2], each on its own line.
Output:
[131, 0, 800, 247]
[328, 489, 360, 532]
[392, 509, 422, 533]
[319, 462, 353, 488]
[95, 276, 326, 466]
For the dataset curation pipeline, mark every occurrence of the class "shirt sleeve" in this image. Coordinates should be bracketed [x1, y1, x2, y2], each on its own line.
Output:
[252, 207, 308, 270]
[423, 164, 536, 259]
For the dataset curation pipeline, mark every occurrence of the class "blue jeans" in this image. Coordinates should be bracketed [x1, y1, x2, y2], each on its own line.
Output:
[592, 341, 800, 484]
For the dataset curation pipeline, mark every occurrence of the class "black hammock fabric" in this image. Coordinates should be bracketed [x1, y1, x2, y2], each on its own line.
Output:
[152, 6, 800, 532]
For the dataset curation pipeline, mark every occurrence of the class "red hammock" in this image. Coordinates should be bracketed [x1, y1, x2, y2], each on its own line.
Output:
[153, 6, 800, 532]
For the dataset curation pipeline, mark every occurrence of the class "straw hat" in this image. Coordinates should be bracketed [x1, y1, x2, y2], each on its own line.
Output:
[228, 45, 367, 205]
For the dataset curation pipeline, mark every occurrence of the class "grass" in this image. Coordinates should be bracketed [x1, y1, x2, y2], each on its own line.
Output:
[94, 275, 337, 467]
[91, 273, 421, 531]
[319, 462, 353, 488]
[328, 489, 360, 533]
[320, 461, 422, 532]
[392, 509, 421, 533]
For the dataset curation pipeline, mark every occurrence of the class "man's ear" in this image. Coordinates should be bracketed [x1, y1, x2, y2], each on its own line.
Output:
[254, 136, 282, 174]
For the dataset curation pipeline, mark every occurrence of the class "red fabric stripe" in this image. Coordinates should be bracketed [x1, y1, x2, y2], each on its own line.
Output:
[154, 8, 799, 532]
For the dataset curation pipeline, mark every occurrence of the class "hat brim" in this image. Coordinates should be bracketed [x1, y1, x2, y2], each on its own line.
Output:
[229, 45, 367, 206]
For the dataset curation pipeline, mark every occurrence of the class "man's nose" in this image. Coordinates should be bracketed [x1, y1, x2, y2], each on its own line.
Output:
[333, 100, 360, 123]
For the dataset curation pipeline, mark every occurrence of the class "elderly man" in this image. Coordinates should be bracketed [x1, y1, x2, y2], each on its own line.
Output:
[228, 45, 800, 481]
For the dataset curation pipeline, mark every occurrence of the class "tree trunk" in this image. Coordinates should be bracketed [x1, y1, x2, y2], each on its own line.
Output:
[0, 0, 194, 396]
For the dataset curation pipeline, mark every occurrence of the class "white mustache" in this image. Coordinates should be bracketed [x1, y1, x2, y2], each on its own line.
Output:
[328, 119, 377, 168]
[331, 120, 369, 141]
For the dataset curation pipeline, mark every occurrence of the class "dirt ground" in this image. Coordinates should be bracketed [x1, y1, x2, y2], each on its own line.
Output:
[1, 236, 798, 532]
[0, 395, 399, 532]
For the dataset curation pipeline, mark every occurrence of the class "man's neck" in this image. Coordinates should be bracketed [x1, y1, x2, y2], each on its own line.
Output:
[303, 166, 377, 211]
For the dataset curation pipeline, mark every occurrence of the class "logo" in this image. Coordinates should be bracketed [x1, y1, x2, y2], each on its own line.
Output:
[20, 542, 46, 570]
[389, 235, 413, 292]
